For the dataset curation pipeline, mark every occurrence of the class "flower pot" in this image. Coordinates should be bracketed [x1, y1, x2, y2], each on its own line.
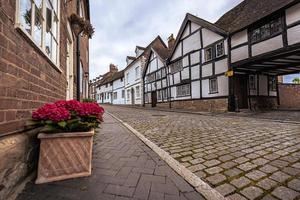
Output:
[35, 129, 94, 184]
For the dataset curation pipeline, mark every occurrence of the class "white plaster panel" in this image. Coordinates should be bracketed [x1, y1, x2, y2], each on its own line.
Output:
[191, 65, 200, 80]
[288, 25, 300, 45]
[171, 86, 176, 99]
[162, 79, 167, 88]
[183, 56, 189, 67]
[157, 81, 161, 89]
[173, 72, 180, 84]
[252, 35, 283, 57]
[157, 58, 164, 69]
[181, 67, 190, 80]
[231, 46, 249, 63]
[231, 30, 248, 47]
[215, 58, 228, 74]
[171, 42, 182, 61]
[191, 80, 200, 98]
[269, 91, 277, 97]
[285, 3, 300, 25]
[190, 51, 200, 65]
[182, 24, 190, 38]
[202, 76, 228, 98]
[191, 22, 201, 32]
[202, 28, 223, 47]
[183, 31, 201, 55]
[202, 63, 213, 77]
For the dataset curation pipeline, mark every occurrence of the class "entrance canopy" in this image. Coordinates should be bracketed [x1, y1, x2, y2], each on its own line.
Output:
[232, 45, 300, 76]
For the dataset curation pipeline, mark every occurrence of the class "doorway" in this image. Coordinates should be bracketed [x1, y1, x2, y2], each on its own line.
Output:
[151, 91, 157, 107]
[66, 22, 74, 100]
[131, 88, 135, 105]
[235, 74, 248, 109]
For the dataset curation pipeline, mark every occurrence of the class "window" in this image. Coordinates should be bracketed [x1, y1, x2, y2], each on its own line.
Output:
[216, 42, 224, 58]
[147, 73, 155, 83]
[249, 75, 256, 90]
[136, 86, 140, 98]
[209, 78, 218, 93]
[205, 47, 213, 62]
[135, 66, 140, 79]
[157, 90, 162, 100]
[162, 89, 168, 100]
[161, 68, 166, 78]
[269, 76, 277, 91]
[251, 17, 283, 43]
[126, 73, 129, 84]
[17, 0, 59, 64]
[170, 60, 183, 74]
[156, 70, 161, 80]
[113, 92, 117, 100]
[122, 90, 125, 98]
[80, 62, 83, 94]
[176, 84, 190, 97]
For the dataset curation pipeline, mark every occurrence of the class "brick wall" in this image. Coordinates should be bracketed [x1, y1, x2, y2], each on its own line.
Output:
[278, 83, 300, 109]
[0, 0, 90, 198]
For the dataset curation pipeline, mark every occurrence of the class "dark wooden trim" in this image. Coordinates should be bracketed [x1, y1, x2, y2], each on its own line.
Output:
[202, 55, 228, 65]
[257, 74, 260, 96]
[247, 28, 252, 57]
[282, 12, 288, 47]
[231, 42, 249, 50]
[287, 20, 300, 29]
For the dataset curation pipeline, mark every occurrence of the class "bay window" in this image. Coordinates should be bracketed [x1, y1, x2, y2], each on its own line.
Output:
[17, 0, 60, 65]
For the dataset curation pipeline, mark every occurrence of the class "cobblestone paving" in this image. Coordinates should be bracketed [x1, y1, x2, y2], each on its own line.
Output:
[104, 105, 300, 200]
[16, 114, 204, 200]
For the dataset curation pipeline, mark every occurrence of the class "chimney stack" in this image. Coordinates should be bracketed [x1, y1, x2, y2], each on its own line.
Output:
[168, 34, 175, 50]
[109, 63, 118, 72]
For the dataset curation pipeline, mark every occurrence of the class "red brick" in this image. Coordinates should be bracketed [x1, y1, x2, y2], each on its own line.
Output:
[5, 110, 16, 121]
[279, 84, 300, 109]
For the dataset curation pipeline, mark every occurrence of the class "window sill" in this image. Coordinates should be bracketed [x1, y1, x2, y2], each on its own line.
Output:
[15, 25, 62, 73]
[209, 92, 219, 94]
[176, 95, 191, 98]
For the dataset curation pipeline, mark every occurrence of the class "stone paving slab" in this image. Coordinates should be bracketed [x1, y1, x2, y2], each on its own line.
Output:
[16, 114, 205, 200]
[104, 105, 300, 200]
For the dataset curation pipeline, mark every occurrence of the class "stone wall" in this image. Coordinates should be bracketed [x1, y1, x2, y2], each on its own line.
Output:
[249, 96, 278, 110]
[278, 83, 300, 109]
[0, 129, 40, 199]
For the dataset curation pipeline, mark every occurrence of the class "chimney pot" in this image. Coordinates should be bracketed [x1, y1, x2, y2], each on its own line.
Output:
[168, 34, 175, 50]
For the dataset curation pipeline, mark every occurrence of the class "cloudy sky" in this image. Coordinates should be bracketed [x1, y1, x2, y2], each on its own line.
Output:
[89, 0, 243, 79]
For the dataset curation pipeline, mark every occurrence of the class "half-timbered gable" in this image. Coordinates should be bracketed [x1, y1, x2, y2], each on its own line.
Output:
[167, 14, 229, 110]
[143, 39, 170, 106]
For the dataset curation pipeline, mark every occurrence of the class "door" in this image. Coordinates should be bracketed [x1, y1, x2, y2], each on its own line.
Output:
[235, 75, 248, 109]
[151, 91, 157, 107]
[131, 88, 135, 105]
[66, 23, 74, 100]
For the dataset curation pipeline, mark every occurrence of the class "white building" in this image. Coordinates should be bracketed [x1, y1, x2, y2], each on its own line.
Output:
[111, 71, 126, 105]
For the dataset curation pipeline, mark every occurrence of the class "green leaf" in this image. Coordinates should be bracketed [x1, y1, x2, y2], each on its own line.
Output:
[40, 124, 59, 133]
[45, 120, 53, 125]
[58, 121, 67, 128]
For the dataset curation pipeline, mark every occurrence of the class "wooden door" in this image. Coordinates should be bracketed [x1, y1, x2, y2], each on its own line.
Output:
[235, 75, 248, 109]
[151, 91, 157, 107]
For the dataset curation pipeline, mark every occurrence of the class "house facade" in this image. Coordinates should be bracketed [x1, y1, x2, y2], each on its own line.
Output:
[0, 0, 91, 199]
[111, 71, 125, 105]
[142, 0, 300, 111]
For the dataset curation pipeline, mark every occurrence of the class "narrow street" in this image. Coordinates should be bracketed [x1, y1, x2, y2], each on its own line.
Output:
[16, 114, 204, 200]
[104, 105, 300, 200]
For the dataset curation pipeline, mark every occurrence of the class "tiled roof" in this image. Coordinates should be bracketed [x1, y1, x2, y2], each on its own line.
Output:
[215, 0, 296, 33]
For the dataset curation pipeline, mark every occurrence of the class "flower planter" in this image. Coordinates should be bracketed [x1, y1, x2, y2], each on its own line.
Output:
[35, 129, 94, 184]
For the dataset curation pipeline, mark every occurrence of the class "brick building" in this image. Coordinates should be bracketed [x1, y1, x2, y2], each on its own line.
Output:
[0, 0, 90, 199]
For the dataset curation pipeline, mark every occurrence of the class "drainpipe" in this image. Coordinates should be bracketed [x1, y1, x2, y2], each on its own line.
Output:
[76, 0, 81, 101]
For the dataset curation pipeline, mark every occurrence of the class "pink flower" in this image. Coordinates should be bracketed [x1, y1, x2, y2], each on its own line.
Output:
[32, 103, 70, 122]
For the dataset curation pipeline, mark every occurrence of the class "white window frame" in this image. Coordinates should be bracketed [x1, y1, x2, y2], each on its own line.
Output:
[135, 66, 140, 79]
[209, 78, 218, 94]
[215, 41, 224, 58]
[135, 86, 140, 98]
[15, 0, 61, 70]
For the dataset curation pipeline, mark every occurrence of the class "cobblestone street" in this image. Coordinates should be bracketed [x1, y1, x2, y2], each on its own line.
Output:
[105, 105, 300, 200]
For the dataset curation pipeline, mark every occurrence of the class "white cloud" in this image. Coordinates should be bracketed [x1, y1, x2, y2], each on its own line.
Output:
[89, 0, 243, 79]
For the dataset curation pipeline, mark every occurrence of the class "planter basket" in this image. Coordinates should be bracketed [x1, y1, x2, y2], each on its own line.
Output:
[35, 130, 94, 184]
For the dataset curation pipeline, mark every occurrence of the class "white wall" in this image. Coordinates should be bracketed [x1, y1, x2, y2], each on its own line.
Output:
[231, 30, 248, 47]
[285, 3, 300, 25]
[202, 28, 223, 47]
[252, 35, 283, 56]
[287, 25, 300, 45]
[112, 78, 125, 104]
[231, 46, 249, 63]
[96, 84, 113, 104]
[202, 76, 228, 98]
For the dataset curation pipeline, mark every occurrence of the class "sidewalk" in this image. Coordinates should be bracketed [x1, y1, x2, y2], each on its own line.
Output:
[16, 114, 205, 200]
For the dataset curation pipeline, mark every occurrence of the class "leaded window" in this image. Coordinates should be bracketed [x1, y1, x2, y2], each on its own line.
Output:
[251, 17, 283, 44]
[216, 42, 224, 58]
[269, 76, 277, 91]
[249, 75, 256, 90]
[204, 47, 213, 62]
[209, 78, 218, 93]
[177, 84, 190, 97]
[170, 60, 183, 74]
[147, 73, 155, 83]
[17, 0, 59, 64]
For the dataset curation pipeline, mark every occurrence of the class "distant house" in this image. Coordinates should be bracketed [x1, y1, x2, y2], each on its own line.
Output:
[111, 71, 126, 105]
[0, 0, 91, 199]
[124, 37, 168, 105]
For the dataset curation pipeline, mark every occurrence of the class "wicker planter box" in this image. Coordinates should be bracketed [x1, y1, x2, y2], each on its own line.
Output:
[35, 129, 94, 184]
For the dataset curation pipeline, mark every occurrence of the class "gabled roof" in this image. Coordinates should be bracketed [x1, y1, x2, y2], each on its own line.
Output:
[136, 46, 146, 50]
[99, 70, 125, 86]
[111, 70, 124, 82]
[142, 38, 170, 78]
[168, 13, 227, 61]
[127, 56, 136, 60]
[124, 36, 167, 71]
[215, 0, 296, 34]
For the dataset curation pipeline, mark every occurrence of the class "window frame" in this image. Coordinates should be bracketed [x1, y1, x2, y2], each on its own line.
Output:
[135, 86, 140, 98]
[135, 66, 140, 80]
[204, 47, 213, 62]
[176, 84, 191, 97]
[269, 76, 277, 91]
[170, 60, 183, 74]
[249, 75, 256, 90]
[209, 78, 218, 94]
[15, 0, 61, 70]
[215, 41, 225, 58]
